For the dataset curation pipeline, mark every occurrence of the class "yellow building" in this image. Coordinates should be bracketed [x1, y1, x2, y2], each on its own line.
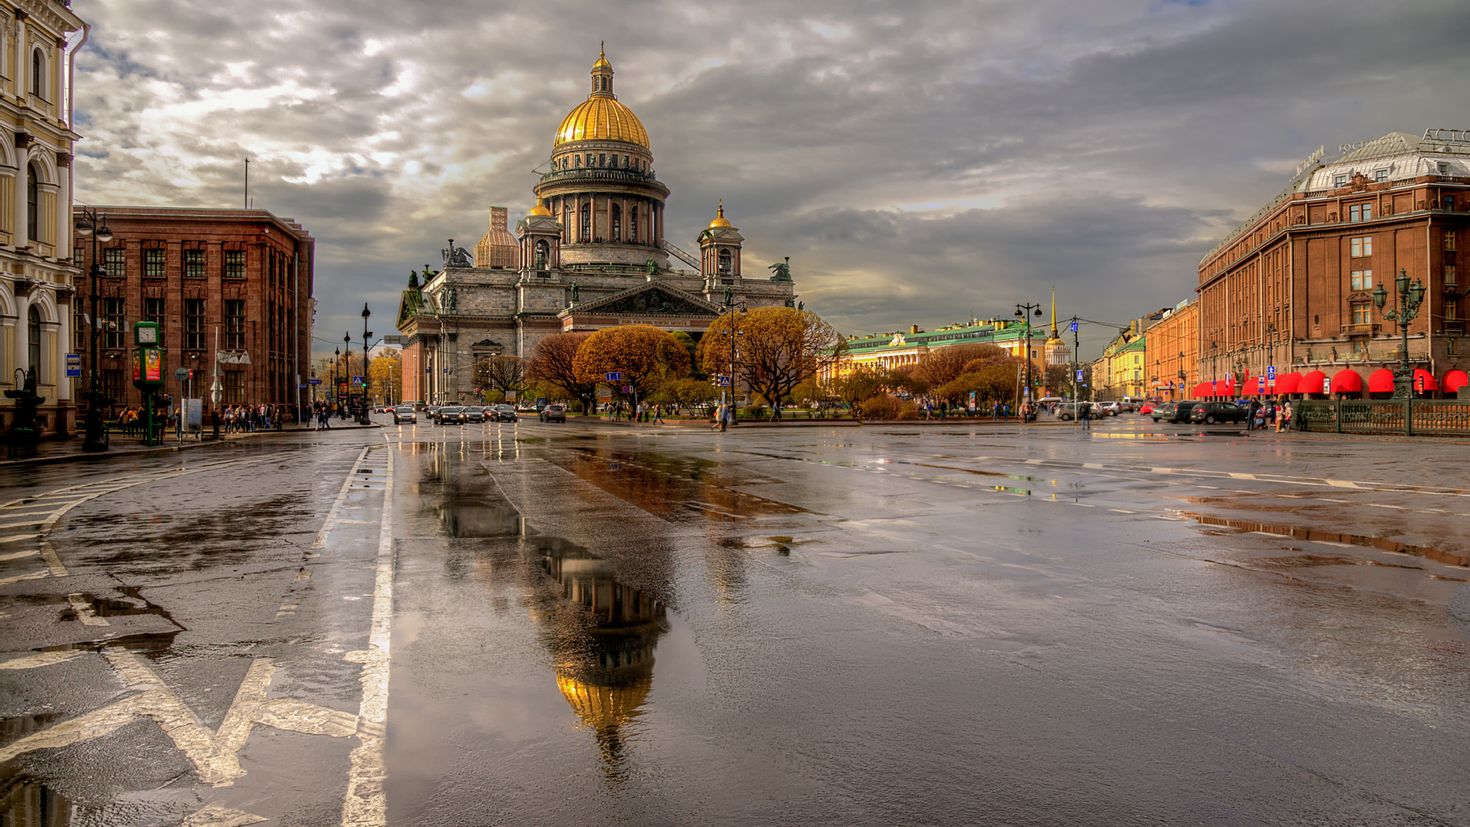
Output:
[826, 317, 1065, 383]
[0, 0, 87, 436]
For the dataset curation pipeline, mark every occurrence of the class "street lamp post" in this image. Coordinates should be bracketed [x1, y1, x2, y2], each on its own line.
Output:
[358, 304, 372, 424]
[343, 331, 352, 419]
[332, 347, 339, 409]
[719, 287, 747, 422]
[1014, 302, 1044, 413]
[1373, 267, 1425, 399]
[1176, 351, 1186, 401]
[74, 208, 113, 453]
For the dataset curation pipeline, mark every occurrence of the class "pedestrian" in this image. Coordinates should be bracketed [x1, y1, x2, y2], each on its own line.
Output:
[1281, 401, 1292, 432]
[210, 407, 221, 440]
[653, 405, 665, 424]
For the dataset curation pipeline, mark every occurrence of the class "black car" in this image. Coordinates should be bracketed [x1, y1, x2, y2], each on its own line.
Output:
[491, 404, 518, 422]
[1162, 401, 1199, 423]
[436, 406, 467, 424]
[1188, 401, 1248, 425]
[539, 404, 567, 423]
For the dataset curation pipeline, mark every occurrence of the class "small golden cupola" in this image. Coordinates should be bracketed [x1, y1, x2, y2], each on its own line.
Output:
[707, 202, 732, 229]
[698, 200, 744, 290]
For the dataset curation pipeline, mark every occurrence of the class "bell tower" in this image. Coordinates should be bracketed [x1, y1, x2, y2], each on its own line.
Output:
[517, 200, 562, 273]
[698, 202, 744, 294]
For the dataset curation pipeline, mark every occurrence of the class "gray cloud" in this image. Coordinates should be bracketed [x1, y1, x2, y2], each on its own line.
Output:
[72, 0, 1470, 357]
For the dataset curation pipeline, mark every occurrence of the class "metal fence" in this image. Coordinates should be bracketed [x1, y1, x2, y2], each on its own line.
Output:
[1296, 399, 1470, 436]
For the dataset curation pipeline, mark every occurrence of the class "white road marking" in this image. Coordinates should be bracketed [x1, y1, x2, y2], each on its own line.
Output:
[0, 570, 47, 587]
[0, 549, 37, 562]
[68, 593, 109, 627]
[0, 520, 46, 530]
[1326, 479, 1362, 489]
[182, 804, 268, 827]
[342, 446, 395, 827]
[1228, 472, 1256, 480]
[1109, 508, 1136, 514]
[0, 650, 83, 670]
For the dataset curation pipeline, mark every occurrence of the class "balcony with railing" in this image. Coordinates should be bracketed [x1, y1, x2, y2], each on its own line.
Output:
[1343, 322, 1379, 336]
[537, 168, 661, 187]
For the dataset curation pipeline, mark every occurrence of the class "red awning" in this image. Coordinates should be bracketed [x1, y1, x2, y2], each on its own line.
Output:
[1220, 379, 1236, 397]
[1445, 369, 1470, 393]
[1367, 368, 1396, 394]
[1414, 368, 1439, 393]
[1331, 369, 1364, 394]
[1300, 370, 1328, 395]
[1276, 372, 1301, 395]
[1192, 382, 1211, 398]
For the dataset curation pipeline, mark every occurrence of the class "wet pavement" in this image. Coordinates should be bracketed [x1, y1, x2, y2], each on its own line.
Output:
[1, 415, 1468, 825]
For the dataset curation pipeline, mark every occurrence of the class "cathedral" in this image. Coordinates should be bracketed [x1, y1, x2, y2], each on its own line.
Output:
[397, 47, 797, 405]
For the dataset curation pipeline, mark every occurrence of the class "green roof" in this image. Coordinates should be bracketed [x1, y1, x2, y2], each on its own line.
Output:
[843, 319, 1035, 355]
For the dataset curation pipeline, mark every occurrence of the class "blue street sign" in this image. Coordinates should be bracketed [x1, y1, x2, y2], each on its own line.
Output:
[1266, 365, 1277, 380]
[605, 371, 622, 382]
[1068, 320, 1079, 333]
[1075, 369, 1084, 380]
[65, 353, 81, 378]
[308, 378, 322, 385]
[352, 376, 363, 384]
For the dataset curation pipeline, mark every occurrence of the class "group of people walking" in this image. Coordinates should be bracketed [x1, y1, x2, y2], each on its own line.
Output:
[1242, 398, 1294, 432]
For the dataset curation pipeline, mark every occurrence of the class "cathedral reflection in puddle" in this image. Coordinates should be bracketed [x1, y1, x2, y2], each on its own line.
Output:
[529, 538, 669, 781]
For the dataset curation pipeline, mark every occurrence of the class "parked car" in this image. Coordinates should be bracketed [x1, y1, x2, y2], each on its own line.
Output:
[1092, 401, 1120, 416]
[1151, 402, 1174, 422]
[1116, 400, 1136, 413]
[1189, 401, 1248, 425]
[1138, 402, 1155, 416]
[1055, 401, 1094, 421]
[491, 404, 518, 422]
[391, 405, 416, 424]
[1159, 401, 1198, 423]
[436, 406, 467, 425]
[540, 404, 567, 423]
[463, 406, 486, 423]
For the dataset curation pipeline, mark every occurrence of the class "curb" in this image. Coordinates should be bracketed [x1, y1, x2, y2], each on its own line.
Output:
[0, 423, 382, 470]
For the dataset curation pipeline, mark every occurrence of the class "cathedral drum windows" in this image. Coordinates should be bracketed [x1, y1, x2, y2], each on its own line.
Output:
[611, 203, 622, 242]
[718, 249, 732, 275]
[580, 204, 591, 242]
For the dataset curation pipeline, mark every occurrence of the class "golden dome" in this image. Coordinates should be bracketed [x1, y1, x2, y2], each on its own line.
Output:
[707, 202, 732, 229]
[556, 673, 651, 732]
[528, 199, 551, 217]
[555, 96, 650, 149]
[592, 44, 612, 73]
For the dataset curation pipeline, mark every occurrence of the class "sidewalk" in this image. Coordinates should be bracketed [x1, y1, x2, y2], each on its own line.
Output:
[0, 421, 381, 470]
[573, 416, 1072, 429]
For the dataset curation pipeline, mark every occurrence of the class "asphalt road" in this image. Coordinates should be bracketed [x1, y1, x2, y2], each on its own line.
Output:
[1, 414, 1467, 826]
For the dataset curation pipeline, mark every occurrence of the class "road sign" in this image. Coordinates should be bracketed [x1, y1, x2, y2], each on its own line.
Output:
[1075, 369, 1084, 380]
[1068, 320, 1079, 333]
[65, 353, 81, 378]
[308, 378, 322, 385]
[622, 385, 632, 394]
[1266, 365, 1277, 380]
[714, 375, 731, 387]
[605, 371, 623, 382]
[174, 367, 190, 382]
[1322, 376, 1331, 394]
[352, 375, 363, 384]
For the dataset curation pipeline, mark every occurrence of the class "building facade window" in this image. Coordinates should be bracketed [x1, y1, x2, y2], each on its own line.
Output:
[1348, 203, 1373, 222]
[224, 250, 246, 279]
[1447, 264, 1458, 286]
[26, 163, 39, 241]
[580, 203, 590, 242]
[184, 249, 205, 278]
[144, 297, 165, 327]
[1446, 195, 1457, 210]
[143, 248, 165, 278]
[103, 248, 125, 277]
[225, 370, 245, 405]
[611, 203, 621, 241]
[30, 48, 43, 98]
[27, 306, 41, 375]
[102, 370, 124, 407]
[629, 206, 639, 242]
[1350, 302, 1372, 326]
[184, 299, 206, 350]
[103, 298, 125, 349]
[718, 248, 732, 274]
[224, 299, 246, 349]
[1446, 232, 1458, 252]
[1350, 236, 1373, 258]
[1350, 269, 1373, 290]
[1374, 169, 1389, 182]
[1334, 174, 1348, 187]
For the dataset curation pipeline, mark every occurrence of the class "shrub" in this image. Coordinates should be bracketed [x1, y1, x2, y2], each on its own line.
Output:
[858, 394, 902, 419]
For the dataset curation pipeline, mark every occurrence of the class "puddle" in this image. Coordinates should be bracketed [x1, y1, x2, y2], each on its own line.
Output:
[0, 774, 73, 826]
[529, 537, 670, 781]
[435, 497, 524, 538]
[1183, 512, 1470, 570]
[63, 590, 186, 630]
[548, 449, 804, 523]
[1248, 554, 1426, 571]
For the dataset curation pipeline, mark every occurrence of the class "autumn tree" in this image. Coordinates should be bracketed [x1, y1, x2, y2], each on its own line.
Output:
[573, 324, 691, 404]
[368, 352, 401, 404]
[698, 307, 844, 420]
[649, 377, 718, 415]
[918, 344, 1010, 388]
[830, 367, 885, 415]
[475, 354, 529, 400]
[528, 332, 597, 413]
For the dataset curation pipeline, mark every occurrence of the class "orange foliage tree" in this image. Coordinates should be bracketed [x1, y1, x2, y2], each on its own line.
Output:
[698, 307, 844, 419]
[529, 332, 596, 412]
[572, 324, 691, 404]
[918, 343, 1011, 388]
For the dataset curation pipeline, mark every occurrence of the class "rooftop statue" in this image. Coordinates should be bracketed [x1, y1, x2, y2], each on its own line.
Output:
[768, 256, 792, 283]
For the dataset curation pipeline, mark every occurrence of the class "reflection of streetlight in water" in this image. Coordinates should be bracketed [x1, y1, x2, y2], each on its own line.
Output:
[531, 538, 668, 781]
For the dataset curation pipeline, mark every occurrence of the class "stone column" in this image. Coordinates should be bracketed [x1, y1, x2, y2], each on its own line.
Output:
[14, 290, 29, 374]
[56, 154, 70, 256]
[57, 298, 71, 400]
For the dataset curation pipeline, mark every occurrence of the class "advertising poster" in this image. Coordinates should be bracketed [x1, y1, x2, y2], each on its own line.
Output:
[145, 349, 163, 382]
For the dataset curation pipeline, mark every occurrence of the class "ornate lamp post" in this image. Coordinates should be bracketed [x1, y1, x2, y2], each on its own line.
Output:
[332, 347, 339, 408]
[1373, 267, 1425, 399]
[1014, 302, 1044, 412]
[359, 303, 372, 424]
[719, 287, 747, 420]
[74, 208, 113, 453]
[343, 331, 352, 418]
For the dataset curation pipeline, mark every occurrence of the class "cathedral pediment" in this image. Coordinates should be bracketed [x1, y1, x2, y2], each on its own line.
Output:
[567, 282, 720, 317]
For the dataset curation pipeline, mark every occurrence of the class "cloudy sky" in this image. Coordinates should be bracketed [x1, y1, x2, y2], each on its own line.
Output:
[72, 0, 1470, 357]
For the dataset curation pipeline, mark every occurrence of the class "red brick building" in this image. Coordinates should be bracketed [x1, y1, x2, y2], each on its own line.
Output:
[74, 207, 314, 413]
[1197, 130, 1469, 397]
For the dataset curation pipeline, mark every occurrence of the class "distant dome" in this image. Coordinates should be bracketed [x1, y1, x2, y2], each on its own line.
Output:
[475, 207, 517, 268]
[707, 202, 732, 229]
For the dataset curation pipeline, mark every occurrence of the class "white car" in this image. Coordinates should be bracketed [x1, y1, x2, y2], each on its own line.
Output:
[391, 406, 417, 424]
